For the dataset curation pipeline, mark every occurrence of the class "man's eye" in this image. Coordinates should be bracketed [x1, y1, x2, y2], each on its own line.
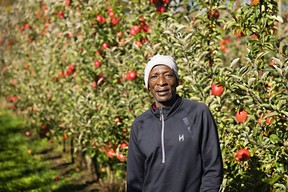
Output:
[150, 75, 157, 79]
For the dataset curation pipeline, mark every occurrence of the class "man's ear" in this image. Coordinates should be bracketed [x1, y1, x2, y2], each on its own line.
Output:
[176, 79, 179, 87]
[146, 86, 150, 92]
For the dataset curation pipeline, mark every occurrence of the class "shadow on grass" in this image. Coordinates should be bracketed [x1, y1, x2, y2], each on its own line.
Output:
[53, 180, 99, 192]
[0, 110, 99, 192]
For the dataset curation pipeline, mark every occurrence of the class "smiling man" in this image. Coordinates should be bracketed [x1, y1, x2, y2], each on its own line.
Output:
[127, 55, 223, 192]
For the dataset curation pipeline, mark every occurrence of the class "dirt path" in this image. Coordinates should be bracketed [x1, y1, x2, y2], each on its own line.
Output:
[39, 145, 100, 192]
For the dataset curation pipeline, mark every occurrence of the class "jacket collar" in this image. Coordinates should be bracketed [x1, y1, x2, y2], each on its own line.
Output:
[151, 95, 182, 120]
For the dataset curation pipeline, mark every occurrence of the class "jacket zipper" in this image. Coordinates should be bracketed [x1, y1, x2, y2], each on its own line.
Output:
[160, 108, 165, 163]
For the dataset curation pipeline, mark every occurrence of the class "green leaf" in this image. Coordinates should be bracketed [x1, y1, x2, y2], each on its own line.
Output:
[264, 111, 278, 119]
[184, 33, 193, 41]
[269, 134, 279, 143]
[262, 174, 281, 185]
[230, 75, 242, 81]
[276, 99, 286, 111]
[256, 52, 269, 60]
[230, 58, 240, 68]
[272, 65, 283, 76]
[282, 45, 288, 56]
[247, 78, 256, 87]
[271, 57, 282, 67]
[271, 15, 283, 23]
[281, 111, 288, 117]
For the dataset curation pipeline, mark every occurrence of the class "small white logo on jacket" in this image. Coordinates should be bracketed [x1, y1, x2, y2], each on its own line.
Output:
[179, 134, 184, 142]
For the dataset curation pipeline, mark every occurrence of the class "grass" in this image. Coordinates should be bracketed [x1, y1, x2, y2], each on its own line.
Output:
[0, 110, 59, 191]
[0, 110, 91, 192]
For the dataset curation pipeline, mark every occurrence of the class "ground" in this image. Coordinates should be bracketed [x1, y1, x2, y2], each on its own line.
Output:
[39, 142, 101, 192]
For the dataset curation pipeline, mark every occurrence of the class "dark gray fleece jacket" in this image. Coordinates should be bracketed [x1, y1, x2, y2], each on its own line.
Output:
[127, 96, 223, 192]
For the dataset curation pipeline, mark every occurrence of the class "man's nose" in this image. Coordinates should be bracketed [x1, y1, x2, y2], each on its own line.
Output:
[157, 75, 167, 86]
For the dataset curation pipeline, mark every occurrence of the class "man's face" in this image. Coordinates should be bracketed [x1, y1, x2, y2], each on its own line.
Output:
[148, 65, 178, 107]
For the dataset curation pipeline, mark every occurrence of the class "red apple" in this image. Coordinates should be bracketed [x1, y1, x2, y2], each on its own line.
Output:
[2, 66, 8, 71]
[211, 83, 224, 96]
[45, 22, 49, 28]
[235, 28, 245, 37]
[220, 38, 231, 45]
[115, 117, 122, 123]
[108, 11, 114, 18]
[265, 116, 274, 125]
[269, 60, 276, 66]
[91, 81, 97, 89]
[130, 25, 141, 36]
[111, 17, 120, 25]
[251, 0, 259, 5]
[106, 149, 116, 158]
[252, 34, 258, 39]
[214, 10, 220, 19]
[65, 0, 71, 6]
[208, 9, 220, 19]
[66, 33, 73, 38]
[120, 142, 128, 149]
[126, 70, 137, 80]
[66, 64, 75, 76]
[118, 40, 126, 46]
[141, 25, 151, 33]
[27, 149, 32, 155]
[235, 110, 248, 123]
[102, 42, 109, 50]
[162, 0, 170, 4]
[234, 148, 250, 161]
[63, 133, 68, 140]
[116, 32, 123, 38]
[139, 16, 146, 25]
[94, 60, 101, 68]
[150, 0, 159, 4]
[25, 131, 31, 137]
[157, 5, 166, 13]
[58, 11, 64, 19]
[117, 153, 127, 162]
[107, 7, 113, 13]
[58, 71, 64, 77]
[220, 45, 228, 52]
[261, 111, 275, 125]
[11, 79, 17, 86]
[54, 176, 60, 182]
[96, 15, 106, 24]
[24, 23, 30, 29]
[68, 64, 75, 71]
[141, 38, 149, 43]
[135, 40, 142, 48]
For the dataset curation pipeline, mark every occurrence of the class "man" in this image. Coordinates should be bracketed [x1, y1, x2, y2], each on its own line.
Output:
[127, 55, 223, 192]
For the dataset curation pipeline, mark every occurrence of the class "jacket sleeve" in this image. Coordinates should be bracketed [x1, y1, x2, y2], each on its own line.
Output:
[200, 106, 223, 192]
[126, 121, 146, 192]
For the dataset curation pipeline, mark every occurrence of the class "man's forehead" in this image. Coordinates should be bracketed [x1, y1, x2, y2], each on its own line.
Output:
[150, 64, 172, 72]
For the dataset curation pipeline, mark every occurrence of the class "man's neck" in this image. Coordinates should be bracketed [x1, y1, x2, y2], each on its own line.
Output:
[155, 95, 178, 108]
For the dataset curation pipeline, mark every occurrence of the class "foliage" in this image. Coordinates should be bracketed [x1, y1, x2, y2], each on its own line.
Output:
[0, 0, 287, 191]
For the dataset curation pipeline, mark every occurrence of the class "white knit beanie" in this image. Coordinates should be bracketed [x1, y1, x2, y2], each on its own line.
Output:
[144, 54, 179, 88]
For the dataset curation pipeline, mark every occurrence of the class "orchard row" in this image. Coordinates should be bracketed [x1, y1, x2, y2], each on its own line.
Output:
[1, 0, 287, 191]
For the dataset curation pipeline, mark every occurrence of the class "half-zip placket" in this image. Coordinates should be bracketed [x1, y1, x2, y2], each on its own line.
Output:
[160, 108, 165, 163]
